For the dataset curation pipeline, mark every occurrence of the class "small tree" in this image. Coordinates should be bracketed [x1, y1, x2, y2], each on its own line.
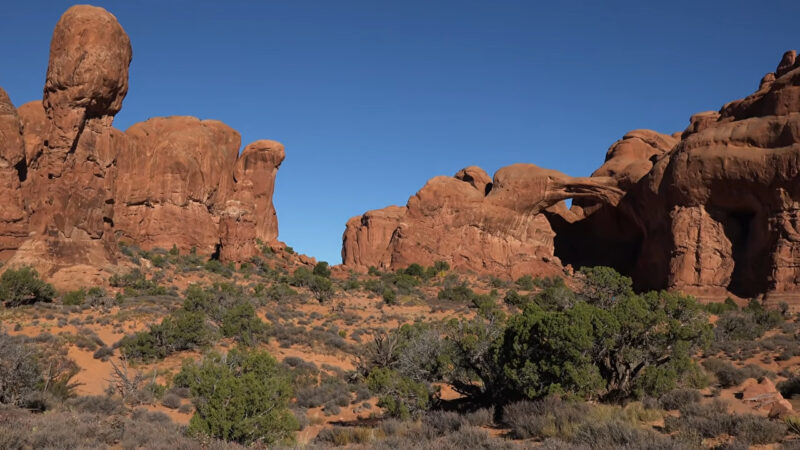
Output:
[496, 269, 712, 402]
[312, 261, 331, 278]
[221, 301, 269, 346]
[0, 266, 56, 307]
[309, 275, 333, 303]
[174, 348, 298, 445]
[367, 367, 434, 419]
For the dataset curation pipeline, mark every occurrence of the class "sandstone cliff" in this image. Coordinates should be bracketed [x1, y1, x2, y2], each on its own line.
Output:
[0, 5, 286, 281]
[343, 50, 800, 302]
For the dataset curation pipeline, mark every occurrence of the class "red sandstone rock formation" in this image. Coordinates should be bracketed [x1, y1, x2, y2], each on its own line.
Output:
[115, 117, 241, 255]
[342, 164, 622, 278]
[0, 89, 28, 259]
[624, 49, 800, 300]
[9, 5, 131, 276]
[343, 49, 800, 303]
[0, 5, 287, 281]
[218, 140, 285, 261]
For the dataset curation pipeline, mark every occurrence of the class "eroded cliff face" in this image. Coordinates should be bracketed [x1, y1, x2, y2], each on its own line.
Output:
[625, 50, 800, 301]
[9, 4, 131, 276]
[0, 89, 28, 260]
[342, 164, 622, 279]
[0, 5, 286, 280]
[342, 50, 800, 302]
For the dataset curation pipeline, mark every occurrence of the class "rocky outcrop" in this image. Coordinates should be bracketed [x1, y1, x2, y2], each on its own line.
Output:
[114, 123, 285, 260]
[739, 377, 794, 418]
[624, 50, 800, 300]
[343, 49, 800, 302]
[8, 5, 131, 275]
[0, 89, 28, 259]
[114, 117, 241, 255]
[342, 164, 623, 277]
[590, 129, 677, 191]
[218, 140, 285, 261]
[0, 5, 286, 280]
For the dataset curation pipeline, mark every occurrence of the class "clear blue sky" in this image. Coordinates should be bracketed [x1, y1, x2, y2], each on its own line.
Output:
[2, 1, 799, 264]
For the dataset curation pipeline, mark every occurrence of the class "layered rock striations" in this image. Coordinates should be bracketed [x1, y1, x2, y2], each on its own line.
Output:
[0, 5, 286, 279]
[343, 50, 800, 302]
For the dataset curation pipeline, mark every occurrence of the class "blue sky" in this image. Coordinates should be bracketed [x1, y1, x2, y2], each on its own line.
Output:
[2, 1, 800, 264]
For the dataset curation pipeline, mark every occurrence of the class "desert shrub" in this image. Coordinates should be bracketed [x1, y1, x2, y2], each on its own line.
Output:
[0, 334, 44, 406]
[62, 288, 86, 306]
[363, 278, 385, 295]
[785, 415, 800, 435]
[119, 309, 213, 361]
[704, 297, 739, 314]
[572, 420, 677, 449]
[503, 289, 527, 307]
[342, 277, 361, 290]
[183, 283, 268, 345]
[265, 282, 298, 302]
[423, 410, 465, 435]
[465, 408, 494, 427]
[289, 267, 313, 287]
[503, 396, 590, 440]
[402, 263, 425, 278]
[659, 388, 701, 410]
[715, 312, 767, 342]
[313, 261, 331, 278]
[308, 275, 334, 302]
[220, 300, 269, 346]
[437, 283, 474, 302]
[0, 332, 79, 409]
[0, 266, 56, 306]
[578, 266, 634, 306]
[531, 276, 577, 310]
[109, 269, 171, 296]
[366, 367, 434, 419]
[283, 356, 318, 372]
[85, 287, 111, 307]
[0, 408, 122, 448]
[471, 292, 502, 318]
[744, 299, 784, 328]
[65, 395, 126, 415]
[389, 274, 421, 294]
[438, 425, 508, 449]
[498, 287, 711, 401]
[515, 275, 536, 290]
[161, 392, 182, 409]
[315, 426, 377, 446]
[736, 414, 788, 444]
[359, 323, 454, 388]
[93, 345, 114, 360]
[664, 399, 785, 443]
[295, 376, 352, 408]
[204, 259, 233, 278]
[121, 409, 202, 449]
[440, 314, 506, 404]
[322, 401, 341, 415]
[382, 287, 397, 305]
[430, 260, 450, 274]
[702, 358, 770, 388]
[174, 348, 298, 445]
